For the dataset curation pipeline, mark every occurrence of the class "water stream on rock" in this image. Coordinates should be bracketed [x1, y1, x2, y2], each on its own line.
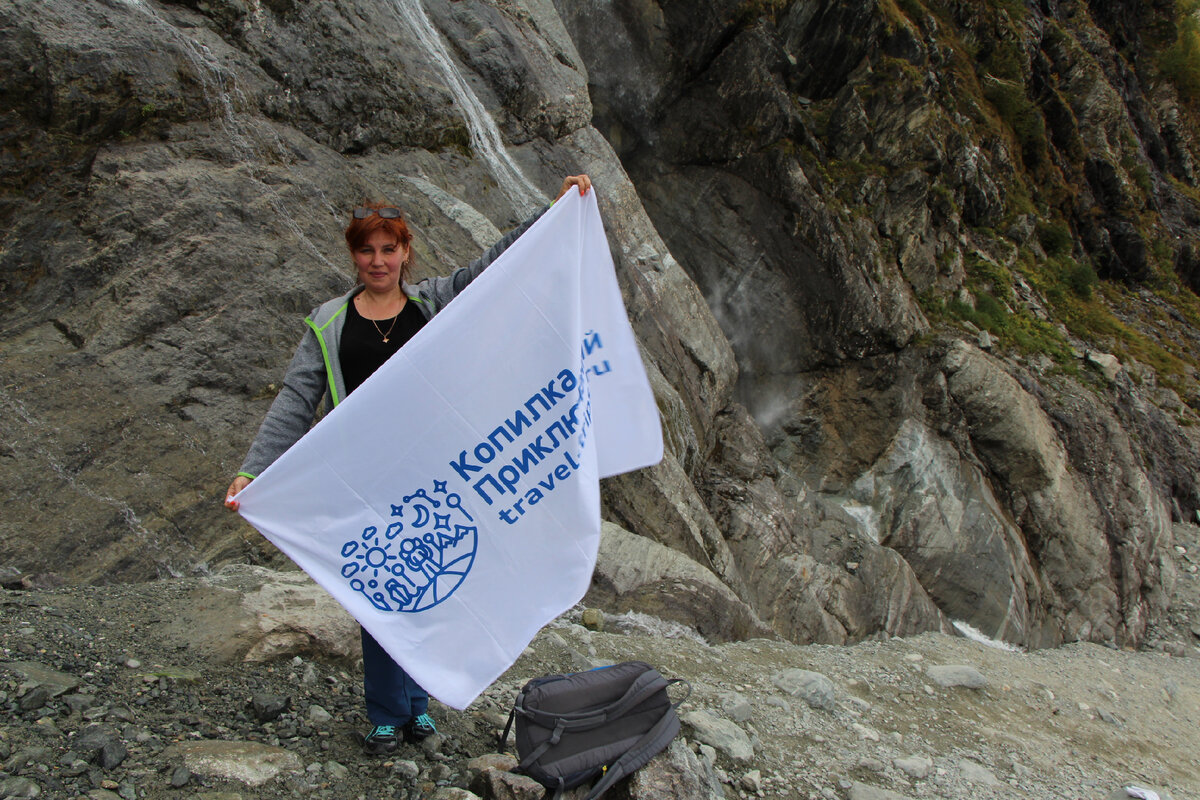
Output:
[388, 0, 546, 216]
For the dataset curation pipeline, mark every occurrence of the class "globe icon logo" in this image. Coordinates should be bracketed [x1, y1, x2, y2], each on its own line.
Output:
[339, 480, 477, 613]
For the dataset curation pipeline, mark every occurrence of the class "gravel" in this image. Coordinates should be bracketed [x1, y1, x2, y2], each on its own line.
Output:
[1, 552, 1198, 800]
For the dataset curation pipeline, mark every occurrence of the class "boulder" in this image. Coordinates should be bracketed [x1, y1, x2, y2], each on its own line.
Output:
[166, 565, 360, 664]
[0, 662, 81, 697]
[680, 710, 753, 762]
[468, 767, 545, 800]
[621, 739, 725, 800]
[169, 740, 302, 787]
[926, 664, 988, 690]
[772, 668, 836, 710]
[587, 522, 772, 642]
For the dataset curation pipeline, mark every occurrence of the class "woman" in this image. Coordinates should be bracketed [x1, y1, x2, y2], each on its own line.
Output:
[225, 174, 592, 755]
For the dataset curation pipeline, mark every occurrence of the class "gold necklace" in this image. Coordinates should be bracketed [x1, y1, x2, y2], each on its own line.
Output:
[369, 312, 399, 343]
[358, 295, 401, 343]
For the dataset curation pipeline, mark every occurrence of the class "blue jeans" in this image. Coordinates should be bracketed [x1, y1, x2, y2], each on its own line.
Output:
[361, 627, 429, 726]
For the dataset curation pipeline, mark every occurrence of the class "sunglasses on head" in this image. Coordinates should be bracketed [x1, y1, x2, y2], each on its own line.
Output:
[352, 207, 403, 219]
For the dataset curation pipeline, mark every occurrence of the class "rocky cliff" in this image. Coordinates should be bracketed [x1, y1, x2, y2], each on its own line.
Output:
[2, 0, 1199, 653]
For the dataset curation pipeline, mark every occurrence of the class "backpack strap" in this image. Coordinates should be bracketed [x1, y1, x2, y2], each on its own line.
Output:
[498, 705, 517, 750]
[581, 705, 682, 800]
[518, 670, 670, 732]
[516, 718, 567, 773]
[666, 678, 692, 710]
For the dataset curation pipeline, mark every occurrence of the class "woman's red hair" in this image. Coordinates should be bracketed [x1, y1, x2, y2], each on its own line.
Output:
[345, 201, 415, 282]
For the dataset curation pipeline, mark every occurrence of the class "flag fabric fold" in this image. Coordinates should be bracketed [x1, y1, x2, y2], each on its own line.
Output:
[235, 190, 662, 709]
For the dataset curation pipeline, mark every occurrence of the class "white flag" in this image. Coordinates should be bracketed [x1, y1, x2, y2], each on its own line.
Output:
[235, 190, 662, 709]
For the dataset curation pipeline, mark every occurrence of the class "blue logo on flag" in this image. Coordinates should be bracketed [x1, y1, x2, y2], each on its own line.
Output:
[339, 479, 477, 613]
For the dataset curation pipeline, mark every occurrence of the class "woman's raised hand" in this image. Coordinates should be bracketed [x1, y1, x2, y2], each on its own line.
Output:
[225, 475, 252, 511]
[555, 174, 592, 201]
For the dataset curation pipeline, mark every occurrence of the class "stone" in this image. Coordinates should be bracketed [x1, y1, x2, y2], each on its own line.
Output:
[4, 748, 53, 774]
[168, 566, 360, 664]
[740, 769, 762, 792]
[169, 767, 191, 788]
[250, 693, 290, 722]
[926, 665, 987, 689]
[465, 753, 518, 781]
[1107, 787, 1173, 800]
[848, 781, 918, 800]
[82, 706, 110, 722]
[772, 669, 836, 710]
[852, 723, 880, 742]
[0, 567, 26, 589]
[138, 666, 201, 683]
[764, 696, 791, 712]
[586, 522, 774, 642]
[720, 691, 753, 722]
[431, 790, 482, 800]
[837, 393, 1039, 646]
[706, 405, 953, 645]
[171, 740, 303, 787]
[580, 608, 604, 631]
[324, 761, 348, 781]
[468, 767, 545, 800]
[681, 710, 754, 762]
[74, 727, 124, 766]
[63, 694, 97, 714]
[893, 755, 933, 779]
[624, 740, 725, 800]
[0, 662, 81, 697]
[306, 705, 332, 725]
[0, 777, 41, 799]
[957, 759, 1000, 786]
[18, 685, 49, 711]
[98, 740, 128, 770]
[1086, 351, 1123, 382]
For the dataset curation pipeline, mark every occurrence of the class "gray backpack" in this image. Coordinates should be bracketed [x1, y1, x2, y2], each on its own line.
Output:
[499, 661, 690, 799]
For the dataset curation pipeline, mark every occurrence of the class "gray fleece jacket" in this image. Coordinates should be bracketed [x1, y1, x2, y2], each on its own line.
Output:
[238, 206, 547, 479]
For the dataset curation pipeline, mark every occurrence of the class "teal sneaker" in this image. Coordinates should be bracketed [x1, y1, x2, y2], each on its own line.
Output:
[403, 713, 436, 742]
[362, 724, 399, 755]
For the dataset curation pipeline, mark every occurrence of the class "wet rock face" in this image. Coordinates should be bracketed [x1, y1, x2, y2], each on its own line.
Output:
[557, 0, 1199, 649]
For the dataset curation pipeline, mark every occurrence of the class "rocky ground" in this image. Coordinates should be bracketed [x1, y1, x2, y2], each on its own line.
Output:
[1, 524, 1198, 800]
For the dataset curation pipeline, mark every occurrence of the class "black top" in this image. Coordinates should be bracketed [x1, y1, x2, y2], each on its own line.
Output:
[339, 296, 427, 396]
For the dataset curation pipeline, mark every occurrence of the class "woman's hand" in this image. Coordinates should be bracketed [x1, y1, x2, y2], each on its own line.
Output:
[555, 174, 592, 201]
[225, 475, 251, 511]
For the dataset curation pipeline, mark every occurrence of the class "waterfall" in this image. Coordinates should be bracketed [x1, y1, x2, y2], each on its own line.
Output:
[388, 0, 546, 216]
